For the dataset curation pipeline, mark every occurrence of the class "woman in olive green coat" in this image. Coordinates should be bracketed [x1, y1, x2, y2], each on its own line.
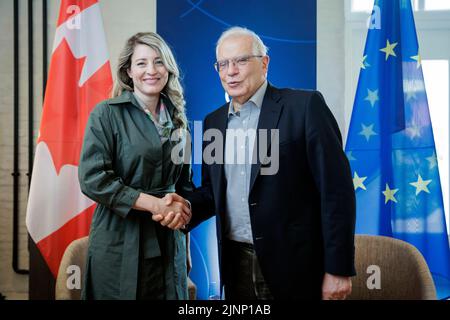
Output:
[78, 32, 193, 300]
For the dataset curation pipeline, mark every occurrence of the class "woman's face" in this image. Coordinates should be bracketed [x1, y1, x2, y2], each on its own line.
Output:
[127, 44, 169, 98]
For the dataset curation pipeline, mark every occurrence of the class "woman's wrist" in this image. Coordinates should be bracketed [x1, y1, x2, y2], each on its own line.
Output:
[133, 193, 161, 214]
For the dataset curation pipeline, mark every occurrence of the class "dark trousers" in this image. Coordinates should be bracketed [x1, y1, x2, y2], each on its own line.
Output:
[222, 239, 274, 300]
[137, 218, 166, 300]
[137, 256, 165, 300]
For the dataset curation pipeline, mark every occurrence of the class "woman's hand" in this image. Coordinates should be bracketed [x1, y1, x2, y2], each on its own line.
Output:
[133, 193, 191, 230]
[152, 193, 192, 230]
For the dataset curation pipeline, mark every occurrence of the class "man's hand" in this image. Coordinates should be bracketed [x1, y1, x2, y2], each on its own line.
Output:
[152, 193, 192, 230]
[322, 273, 352, 300]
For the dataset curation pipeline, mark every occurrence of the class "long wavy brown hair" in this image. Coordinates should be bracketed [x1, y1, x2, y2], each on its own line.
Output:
[112, 32, 187, 129]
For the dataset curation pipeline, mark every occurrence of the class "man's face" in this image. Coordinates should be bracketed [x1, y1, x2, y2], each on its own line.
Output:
[216, 35, 269, 105]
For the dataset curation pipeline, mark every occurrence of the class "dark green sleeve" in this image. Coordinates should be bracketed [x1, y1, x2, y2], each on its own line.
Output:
[176, 154, 196, 235]
[175, 128, 195, 197]
[78, 103, 140, 218]
[305, 91, 356, 276]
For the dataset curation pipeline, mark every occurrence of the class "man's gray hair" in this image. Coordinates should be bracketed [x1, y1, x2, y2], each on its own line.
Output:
[216, 26, 269, 58]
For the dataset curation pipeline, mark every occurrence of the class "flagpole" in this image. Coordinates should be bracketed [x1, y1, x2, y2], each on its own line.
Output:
[27, 0, 34, 189]
[12, 0, 29, 276]
[42, 0, 48, 98]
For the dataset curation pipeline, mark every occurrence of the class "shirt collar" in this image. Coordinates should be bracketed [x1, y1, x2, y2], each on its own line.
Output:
[228, 80, 268, 117]
[108, 89, 134, 105]
[133, 92, 174, 126]
[109, 90, 175, 117]
[133, 91, 154, 112]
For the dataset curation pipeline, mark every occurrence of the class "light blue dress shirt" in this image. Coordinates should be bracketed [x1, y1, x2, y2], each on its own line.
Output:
[224, 80, 268, 244]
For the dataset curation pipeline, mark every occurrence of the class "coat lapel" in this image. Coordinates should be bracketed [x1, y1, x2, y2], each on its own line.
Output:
[249, 84, 283, 192]
[209, 104, 229, 211]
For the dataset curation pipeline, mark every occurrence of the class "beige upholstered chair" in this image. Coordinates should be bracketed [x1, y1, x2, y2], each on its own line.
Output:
[348, 235, 436, 300]
[55, 236, 197, 300]
[55, 236, 89, 300]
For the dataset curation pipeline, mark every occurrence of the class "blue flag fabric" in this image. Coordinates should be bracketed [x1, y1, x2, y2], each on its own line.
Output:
[345, 0, 450, 299]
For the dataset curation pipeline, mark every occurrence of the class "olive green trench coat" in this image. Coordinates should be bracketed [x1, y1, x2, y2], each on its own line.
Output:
[78, 91, 193, 300]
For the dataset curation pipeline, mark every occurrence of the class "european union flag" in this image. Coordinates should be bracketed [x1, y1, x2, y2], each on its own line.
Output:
[345, 0, 450, 299]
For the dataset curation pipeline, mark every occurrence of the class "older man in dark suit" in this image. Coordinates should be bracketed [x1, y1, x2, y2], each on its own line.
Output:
[161, 26, 356, 300]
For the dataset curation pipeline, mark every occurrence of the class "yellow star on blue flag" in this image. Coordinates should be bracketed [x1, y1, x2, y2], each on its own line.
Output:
[380, 39, 398, 60]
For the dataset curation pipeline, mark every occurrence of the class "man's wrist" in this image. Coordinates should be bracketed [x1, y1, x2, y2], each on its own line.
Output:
[185, 199, 192, 210]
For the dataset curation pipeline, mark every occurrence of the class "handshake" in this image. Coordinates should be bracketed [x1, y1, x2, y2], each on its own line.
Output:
[151, 193, 192, 230]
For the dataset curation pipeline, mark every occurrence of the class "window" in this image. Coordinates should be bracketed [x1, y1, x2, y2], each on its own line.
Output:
[350, 0, 450, 12]
[424, 0, 450, 11]
[351, 0, 419, 12]
[423, 60, 450, 234]
[351, 0, 377, 12]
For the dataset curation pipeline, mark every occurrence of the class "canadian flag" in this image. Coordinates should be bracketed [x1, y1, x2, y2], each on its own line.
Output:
[26, 0, 112, 277]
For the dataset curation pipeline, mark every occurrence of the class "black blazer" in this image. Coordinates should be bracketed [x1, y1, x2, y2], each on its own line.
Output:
[187, 83, 356, 299]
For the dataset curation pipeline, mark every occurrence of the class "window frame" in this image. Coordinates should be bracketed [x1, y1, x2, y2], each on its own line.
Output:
[346, 0, 450, 24]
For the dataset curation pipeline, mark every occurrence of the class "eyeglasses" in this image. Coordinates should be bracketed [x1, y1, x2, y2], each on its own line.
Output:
[214, 55, 263, 72]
